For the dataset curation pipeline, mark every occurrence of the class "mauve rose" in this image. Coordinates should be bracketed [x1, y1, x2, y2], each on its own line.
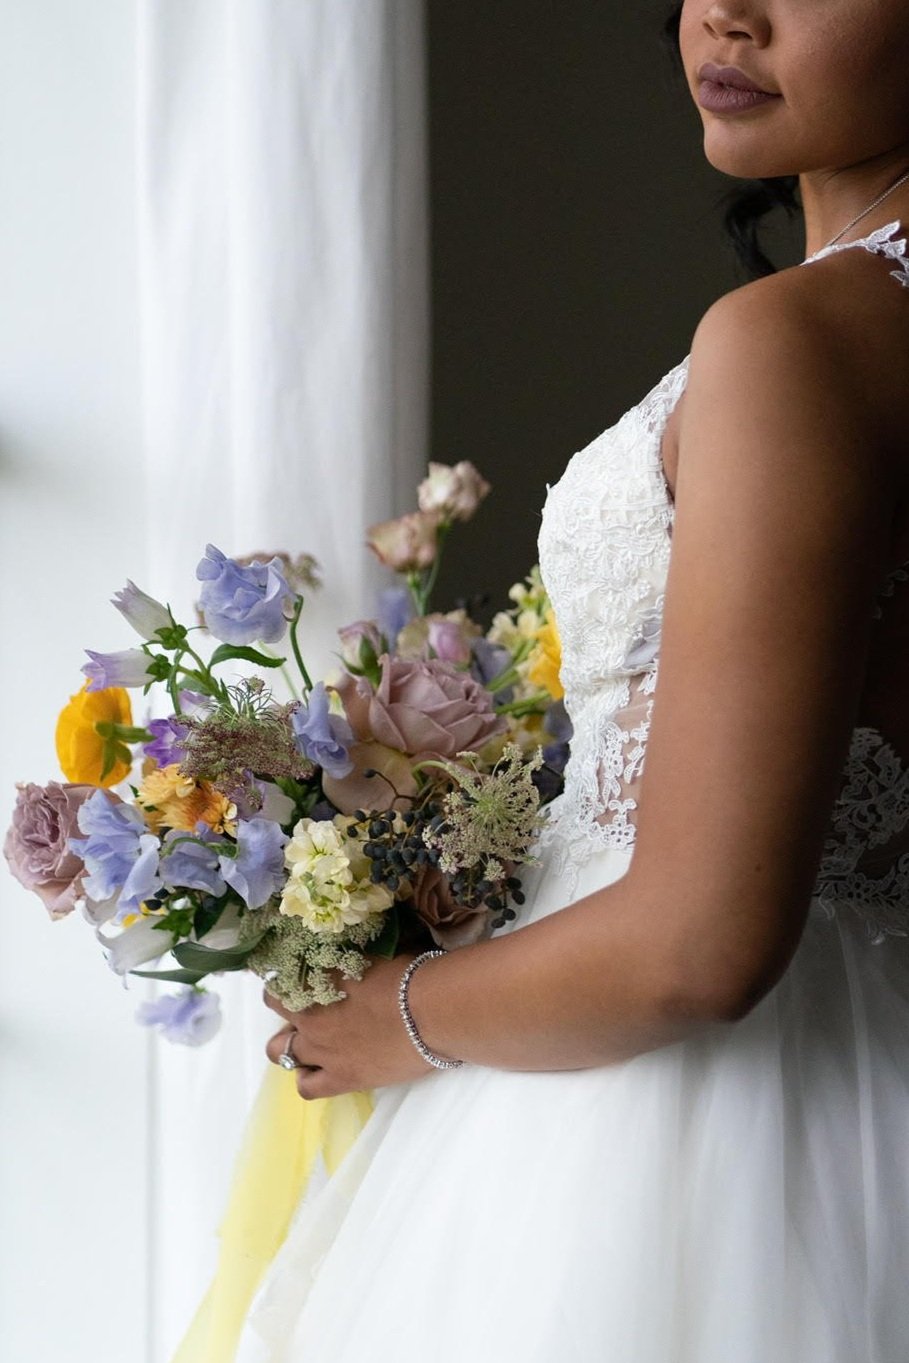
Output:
[411, 866, 491, 949]
[4, 781, 96, 918]
[336, 657, 505, 760]
[417, 461, 491, 523]
[365, 511, 440, 573]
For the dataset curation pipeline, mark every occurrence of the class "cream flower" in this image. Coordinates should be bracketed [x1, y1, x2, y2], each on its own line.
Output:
[417, 461, 491, 523]
[280, 816, 393, 934]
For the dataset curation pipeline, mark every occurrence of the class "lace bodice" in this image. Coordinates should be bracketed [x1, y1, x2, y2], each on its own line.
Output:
[538, 221, 909, 941]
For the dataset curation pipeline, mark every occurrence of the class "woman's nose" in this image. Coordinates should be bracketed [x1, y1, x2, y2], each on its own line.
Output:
[701, 1, 770, 45]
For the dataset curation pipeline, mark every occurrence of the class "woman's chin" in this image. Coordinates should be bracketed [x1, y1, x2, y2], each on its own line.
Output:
[700, 128, 798, 182]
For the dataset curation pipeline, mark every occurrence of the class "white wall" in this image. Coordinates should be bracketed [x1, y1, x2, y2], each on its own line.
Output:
[0, 3, 151, 1362]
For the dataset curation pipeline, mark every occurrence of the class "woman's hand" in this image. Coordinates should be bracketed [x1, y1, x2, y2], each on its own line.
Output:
[263, 954, 446, 1099]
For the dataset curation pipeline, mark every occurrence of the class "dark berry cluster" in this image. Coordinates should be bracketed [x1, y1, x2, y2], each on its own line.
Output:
[347, 807, 442, 895]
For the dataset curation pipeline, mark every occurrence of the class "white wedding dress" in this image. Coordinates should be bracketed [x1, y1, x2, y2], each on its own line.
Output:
[236, 224, 909, 1363]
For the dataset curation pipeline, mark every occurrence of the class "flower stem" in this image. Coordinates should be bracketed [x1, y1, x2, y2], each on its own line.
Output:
[289, 597, 313, 695]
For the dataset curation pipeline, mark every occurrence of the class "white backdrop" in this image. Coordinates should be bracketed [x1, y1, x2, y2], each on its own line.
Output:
[0, 2, 428, 1360]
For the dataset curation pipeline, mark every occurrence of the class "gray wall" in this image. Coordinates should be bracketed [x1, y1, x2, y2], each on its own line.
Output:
[427, 1, 801, 616]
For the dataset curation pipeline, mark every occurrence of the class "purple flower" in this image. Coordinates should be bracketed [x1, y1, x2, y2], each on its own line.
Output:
[136, 987, 222, 1046]
[82, 648, 152, 692]
[220, 818, 288, 910]
[144, 716, 191, 767]
[69, 790, 161, 919]
[470, 638, 514, 701]
[179, 690, 211, 716]
[290, 683, 354, 780]
[196, 544, 293, 646]
[427, 618, 472, 664]
[111, 581, 171, 640]
[544, 700, 573, 745]
[160, 825, 227, 898]
[377, 586, 414, 649]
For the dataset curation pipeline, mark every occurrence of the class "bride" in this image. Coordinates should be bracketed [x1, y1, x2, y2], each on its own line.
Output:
[230, 2, 909, 1359]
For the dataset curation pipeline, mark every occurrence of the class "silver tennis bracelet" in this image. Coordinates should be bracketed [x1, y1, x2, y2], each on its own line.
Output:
[397, 950, 465, 1070]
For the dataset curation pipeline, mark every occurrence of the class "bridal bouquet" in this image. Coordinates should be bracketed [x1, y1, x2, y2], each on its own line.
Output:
[5, 463, 570, 1045]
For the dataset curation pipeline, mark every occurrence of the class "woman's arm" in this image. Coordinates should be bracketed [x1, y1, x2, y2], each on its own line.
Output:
[272, 272, 898, 1095]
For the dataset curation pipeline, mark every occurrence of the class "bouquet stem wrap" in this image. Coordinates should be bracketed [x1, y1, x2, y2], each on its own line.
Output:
[172, 1069, 374, 1363]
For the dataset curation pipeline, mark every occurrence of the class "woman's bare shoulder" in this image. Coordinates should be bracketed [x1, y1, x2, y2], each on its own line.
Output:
[690, 251, 909, 476]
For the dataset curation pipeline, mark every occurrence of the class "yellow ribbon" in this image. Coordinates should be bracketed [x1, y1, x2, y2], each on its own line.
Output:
[172, 1064, 373, 1363]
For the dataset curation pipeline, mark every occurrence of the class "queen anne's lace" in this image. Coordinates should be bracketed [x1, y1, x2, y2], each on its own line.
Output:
[538, 223, 909, 937]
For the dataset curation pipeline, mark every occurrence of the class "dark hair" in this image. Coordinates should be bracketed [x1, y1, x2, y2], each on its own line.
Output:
[663, 4, 800, 278]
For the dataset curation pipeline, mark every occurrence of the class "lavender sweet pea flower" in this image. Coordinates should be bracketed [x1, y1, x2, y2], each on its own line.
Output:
[220, 818, 288, 910]
[82, 648, 152, 692]
[290, 683, 354, 780]
[196, 544, 293, 646]
[160, 825, 227, 898]
[144, 716, 191, 767]
[136, 987, 222, 1046]
[69, 789, 162, 919]
[111, 581, 171, 640]
[377, 586, 414, 650]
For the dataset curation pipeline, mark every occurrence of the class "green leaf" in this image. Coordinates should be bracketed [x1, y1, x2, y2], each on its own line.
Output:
[173, 936, 267, 974]
[208, 644, 285, 670]
[131, 967, 208, 984]
[193, 897, 228, 940]
[369, 905, 401, 960]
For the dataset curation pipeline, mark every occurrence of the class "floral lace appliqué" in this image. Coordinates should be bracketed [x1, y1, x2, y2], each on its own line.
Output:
[813, 727, 909, 942]
[802, 219, 909, 289]
[537, 336, 909, 938]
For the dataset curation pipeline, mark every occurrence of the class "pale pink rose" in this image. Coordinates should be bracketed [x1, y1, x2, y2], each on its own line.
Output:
[321, 740, 419, 816]
[417, 461, 491, 523]
[4, 781, 95, 918]
[336, 657, 505, 760]
[366, 512, 440, 573]
[411, 866, 491, 949]
[396, 610, 480, 665]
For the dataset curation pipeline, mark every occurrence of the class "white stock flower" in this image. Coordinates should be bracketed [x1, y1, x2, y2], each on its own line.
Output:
[280, 817, 393, 934]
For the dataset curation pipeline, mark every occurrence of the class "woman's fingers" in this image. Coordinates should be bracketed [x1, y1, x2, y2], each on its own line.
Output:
[264, 1024, 297, 1067]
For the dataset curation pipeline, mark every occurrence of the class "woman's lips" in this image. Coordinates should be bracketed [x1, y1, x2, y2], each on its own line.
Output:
[697, 63, 781, 115]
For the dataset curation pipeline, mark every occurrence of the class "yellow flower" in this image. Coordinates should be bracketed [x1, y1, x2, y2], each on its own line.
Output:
[55, 684, 134, 787]
[136, 763, 237, 835]
[527, 612, 564, 701]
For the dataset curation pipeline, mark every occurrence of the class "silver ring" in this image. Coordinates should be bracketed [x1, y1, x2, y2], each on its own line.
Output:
[278, 1030, 303, 1071]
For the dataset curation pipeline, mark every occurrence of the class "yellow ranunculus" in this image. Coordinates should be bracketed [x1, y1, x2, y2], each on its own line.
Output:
[527, 612, 564, 701]
[55, 683, 134, 787]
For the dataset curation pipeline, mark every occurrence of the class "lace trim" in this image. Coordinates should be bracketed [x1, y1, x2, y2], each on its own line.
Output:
[813, 727, 909, 942]
[802, 219, 909, 289]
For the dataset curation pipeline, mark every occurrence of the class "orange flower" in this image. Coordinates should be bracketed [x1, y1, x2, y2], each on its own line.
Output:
[527, 612, 564, 701]
[55, 684, 134, 787]
[136, 763, 236, 834]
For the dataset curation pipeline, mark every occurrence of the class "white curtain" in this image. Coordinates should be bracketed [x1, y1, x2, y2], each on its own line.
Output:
[135, 3, 428, 1357]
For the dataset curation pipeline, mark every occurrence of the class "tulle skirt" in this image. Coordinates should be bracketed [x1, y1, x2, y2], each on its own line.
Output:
[235, 840, 909, 1363]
